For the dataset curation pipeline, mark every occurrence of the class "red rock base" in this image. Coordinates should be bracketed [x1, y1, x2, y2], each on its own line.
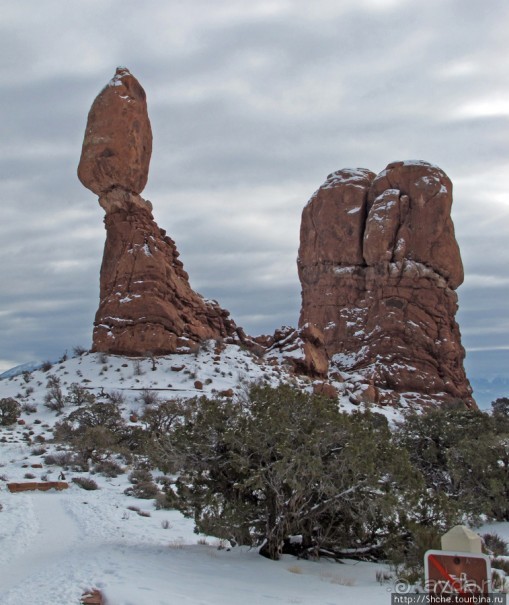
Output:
[7, 481, 69, 493]
[81, 589, 103, 605]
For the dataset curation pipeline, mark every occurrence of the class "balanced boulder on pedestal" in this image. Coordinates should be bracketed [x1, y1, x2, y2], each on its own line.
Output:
[78, 67, 152, 197]
[78, 68, 239, 355]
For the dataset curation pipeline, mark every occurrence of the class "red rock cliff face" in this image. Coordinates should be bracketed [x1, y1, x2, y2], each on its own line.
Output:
[298, 161, 475, 407]
[78, 68, 239, 355]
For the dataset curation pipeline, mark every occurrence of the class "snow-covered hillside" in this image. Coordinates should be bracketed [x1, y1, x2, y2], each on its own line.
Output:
[0, 342, 406, 422]
[0, 344, 497, 604]
[0, 345, 400, 604]
[0, 344, 286, 408]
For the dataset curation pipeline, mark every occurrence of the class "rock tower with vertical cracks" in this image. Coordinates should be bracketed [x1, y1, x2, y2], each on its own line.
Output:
[298, 161, 475, 407]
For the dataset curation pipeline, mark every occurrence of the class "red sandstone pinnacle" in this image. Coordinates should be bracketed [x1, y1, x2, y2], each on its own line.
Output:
[298, 161, 475, 407]
[91, 188, 240, 355]
[78, 69, 240, 355]
[78, 67, 152, 196]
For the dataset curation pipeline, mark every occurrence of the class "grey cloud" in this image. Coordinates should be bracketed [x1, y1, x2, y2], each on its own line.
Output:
[1, 0, 508, 381]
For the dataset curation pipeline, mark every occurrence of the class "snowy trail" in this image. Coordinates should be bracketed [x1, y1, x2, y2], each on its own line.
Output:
[0, 492, 86, 605]
[0, 487, 388, 605]
[1, 493, 79, 585]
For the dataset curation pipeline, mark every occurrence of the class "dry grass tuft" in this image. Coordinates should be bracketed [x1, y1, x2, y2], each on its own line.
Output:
[320, 570, 356, 586]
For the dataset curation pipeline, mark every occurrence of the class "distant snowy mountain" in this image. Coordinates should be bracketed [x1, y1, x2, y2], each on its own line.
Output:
[0, 360, 55, 380]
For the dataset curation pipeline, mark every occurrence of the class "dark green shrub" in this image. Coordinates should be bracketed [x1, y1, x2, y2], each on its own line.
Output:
[65, 383, 95, 406]
[0, 398, 21, 426]
[151, 384, 421, 560]
[492, 557, 509, 575]
[396, 408, 509, 521]
[61, 401, 124, 433]
[53, 401, 128, 463]
[492, 397, 509, 419]
[483, 533, 509, 556]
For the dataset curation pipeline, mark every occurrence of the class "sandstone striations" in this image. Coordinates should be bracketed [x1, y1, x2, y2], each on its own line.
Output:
[298, 161, 475, 407]
[78, 68, 239, 355]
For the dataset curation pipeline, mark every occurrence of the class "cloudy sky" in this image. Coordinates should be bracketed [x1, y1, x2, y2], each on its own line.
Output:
[1, 0, 508, 394]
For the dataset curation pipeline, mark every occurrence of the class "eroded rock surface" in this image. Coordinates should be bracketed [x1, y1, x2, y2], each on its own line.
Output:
[78, 67, 152, 196]
[93, 189, 240, 355]
[298, 161, 474, 407]
[78, 68, 240, 355]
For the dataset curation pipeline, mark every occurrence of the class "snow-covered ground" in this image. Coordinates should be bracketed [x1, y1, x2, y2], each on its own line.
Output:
[0, 346, 501, 604]
[0, 345, 288, 410]
[0, 344, 406, 423]
[0, 485, 389, 604]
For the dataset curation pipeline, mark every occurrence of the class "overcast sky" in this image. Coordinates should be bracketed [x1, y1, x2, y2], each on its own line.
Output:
[1, 0, 508, 391]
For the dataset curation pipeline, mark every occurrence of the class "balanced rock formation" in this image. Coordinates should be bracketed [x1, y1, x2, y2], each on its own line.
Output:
[78, 68, 240, 355]
[78, 67, 152, 196]
[298, 160, 475, 407]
